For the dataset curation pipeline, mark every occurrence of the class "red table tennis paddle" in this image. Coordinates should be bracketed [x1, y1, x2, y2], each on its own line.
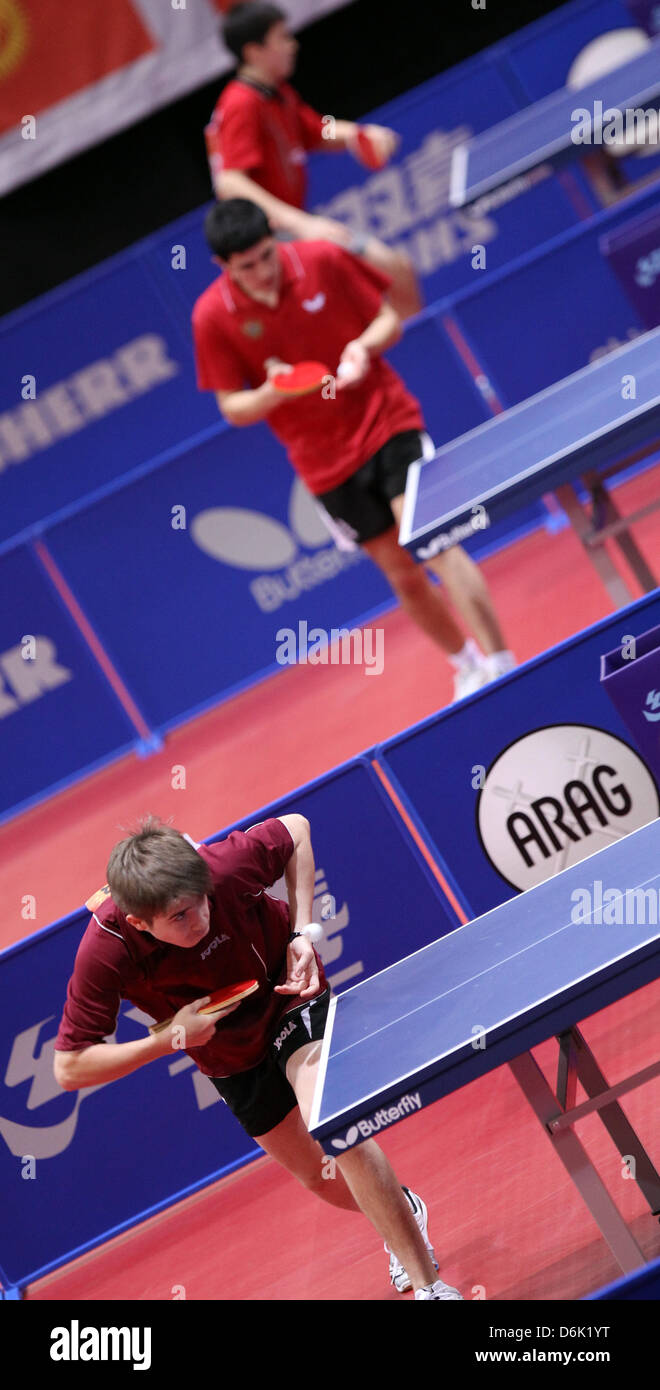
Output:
[355, 128, 388, 170]
[148, 979, 259, 1034]
[271, 361, 329, 397]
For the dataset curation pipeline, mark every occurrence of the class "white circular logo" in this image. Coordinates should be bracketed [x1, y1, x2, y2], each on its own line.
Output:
[191, 507, 296, 570]
[190, 478, 331, 571]
[477, 724, 659, 892]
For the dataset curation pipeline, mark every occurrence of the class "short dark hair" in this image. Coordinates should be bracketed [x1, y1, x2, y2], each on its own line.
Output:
[222, 3, 286, 63]
[204, 198, 272, 259]
[107, 816, 212, 923]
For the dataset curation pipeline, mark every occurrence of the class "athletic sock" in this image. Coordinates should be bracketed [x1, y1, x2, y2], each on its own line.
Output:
[447, 638, 482, 670]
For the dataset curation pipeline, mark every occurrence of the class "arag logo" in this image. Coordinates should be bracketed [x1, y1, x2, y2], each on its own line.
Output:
[190, 478, 363, 613]
[477, 724, 660, 892]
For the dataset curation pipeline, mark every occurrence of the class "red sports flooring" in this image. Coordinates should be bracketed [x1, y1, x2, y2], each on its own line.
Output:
[8, 466, 660, 1301]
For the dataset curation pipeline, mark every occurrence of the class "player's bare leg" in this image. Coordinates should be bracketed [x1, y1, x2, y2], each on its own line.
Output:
[334, 1141, 438, 1291]
[389, 496, 514, 677]
[428, 545, 508, 654]
[256, 1103, 359, 1213]
[389, 495, 507, 655]
[361, 525, 465, 652]
[361, 236, 423, 320]
[286, 1039, 438, 1292]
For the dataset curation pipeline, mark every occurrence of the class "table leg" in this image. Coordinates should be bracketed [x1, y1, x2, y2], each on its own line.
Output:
[556, 1031, 578, 1111]
[554, 482, 635, 607]
[567, 1026, 660, 1215]
[585, 475, 658, 593]
[509, 1050, 646, 1273]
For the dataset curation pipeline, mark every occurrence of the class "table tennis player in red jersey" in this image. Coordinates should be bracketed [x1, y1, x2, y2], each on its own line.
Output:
[205, 1, 422, 319]
[192, 198, 514, 700]
[53, 814, 462, 1300]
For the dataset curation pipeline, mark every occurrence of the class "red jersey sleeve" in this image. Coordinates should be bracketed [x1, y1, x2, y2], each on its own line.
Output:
[202, 818, 295, 897]
[214, 92, 263, 174]
[192, 297, 247, 393]
[286, 85, 325, 150]
[55, 922, 126, 1052]
[320, 240, 391, 323]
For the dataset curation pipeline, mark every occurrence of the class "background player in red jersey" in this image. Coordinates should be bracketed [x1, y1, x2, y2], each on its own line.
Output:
[53, 814, 462, 1300]
[206, 1, 422, 319]
[192, 199, 514, 700]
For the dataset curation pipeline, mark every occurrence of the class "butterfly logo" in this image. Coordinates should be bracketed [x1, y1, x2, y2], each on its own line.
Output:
[301, 293, 326, 314]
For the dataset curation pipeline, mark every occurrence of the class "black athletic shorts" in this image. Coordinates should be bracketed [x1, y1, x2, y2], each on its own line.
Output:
[209, 989, 331, 1138]
[317, 430, 431, 546]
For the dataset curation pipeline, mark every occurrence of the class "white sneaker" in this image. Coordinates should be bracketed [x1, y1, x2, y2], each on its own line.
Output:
[452, 663, 489, 701]
[415, 1277, 464, 1301]
[386, 1188, 438, 1293]
[481, 650, 516, 683]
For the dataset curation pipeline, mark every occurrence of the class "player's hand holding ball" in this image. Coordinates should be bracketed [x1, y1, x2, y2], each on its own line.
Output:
[336, 340, 370, 390]
[275, 928, 321, 1000]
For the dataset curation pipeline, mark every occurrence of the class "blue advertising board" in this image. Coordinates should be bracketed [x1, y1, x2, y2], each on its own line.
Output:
[502, 0, 643, 99]
[43, 426, 392, 732]
[600, 204, 660, 329]
[0, 545, 139, 821]
[306, 58, 581, 308]
[376, 591, 660, 920]
[0, 757, 459, 1290]
[452, 188, 660, 406]
[0, 255, 217, 548]
[600, 622, 660, 781]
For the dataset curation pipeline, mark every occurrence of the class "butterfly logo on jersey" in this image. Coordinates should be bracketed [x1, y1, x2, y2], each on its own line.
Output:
[301, 293, 326, 314]
[242, 320, 264, 338]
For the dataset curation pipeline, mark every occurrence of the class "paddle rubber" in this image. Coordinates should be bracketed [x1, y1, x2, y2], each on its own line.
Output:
[271, 361, 329, 396]
[355, 128, 388, 170]
[149, 979, 259, 1033]
[199, 980, 259, 1013]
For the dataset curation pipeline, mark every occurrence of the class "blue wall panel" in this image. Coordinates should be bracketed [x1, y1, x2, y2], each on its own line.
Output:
[43, 428, 392, 732]
[0, 546, 138, 819]
[0, 256, 217, 546]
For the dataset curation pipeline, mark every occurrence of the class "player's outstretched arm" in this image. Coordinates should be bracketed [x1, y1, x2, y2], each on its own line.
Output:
[336, 301, 402, 389]
[53, 1000, 217, 1091]
[215, 380, 281, 427]
[324, 122, 399, 168]
[278, 814, 315, 932]
[216, 167, 308, 234]
[216, 167, 355, 246]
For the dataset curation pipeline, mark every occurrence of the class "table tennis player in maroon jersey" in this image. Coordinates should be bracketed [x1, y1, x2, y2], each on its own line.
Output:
[191, 198, 514, 700]
[206, 0, 421, 319]
[53, 814, 462, 1299]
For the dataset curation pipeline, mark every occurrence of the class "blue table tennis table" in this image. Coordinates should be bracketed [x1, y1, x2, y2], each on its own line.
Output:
[399, 327, 660, 608]
[310, 818, 660, 1276]
[449, 39, 660, 211]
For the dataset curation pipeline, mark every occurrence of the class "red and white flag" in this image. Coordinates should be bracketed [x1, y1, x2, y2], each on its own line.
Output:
[0, 0, 353, 196]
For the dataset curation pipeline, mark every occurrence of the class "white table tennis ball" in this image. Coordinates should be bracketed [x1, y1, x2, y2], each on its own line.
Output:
[301, 922, 323, 943]
[336, 361, 354, 379]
